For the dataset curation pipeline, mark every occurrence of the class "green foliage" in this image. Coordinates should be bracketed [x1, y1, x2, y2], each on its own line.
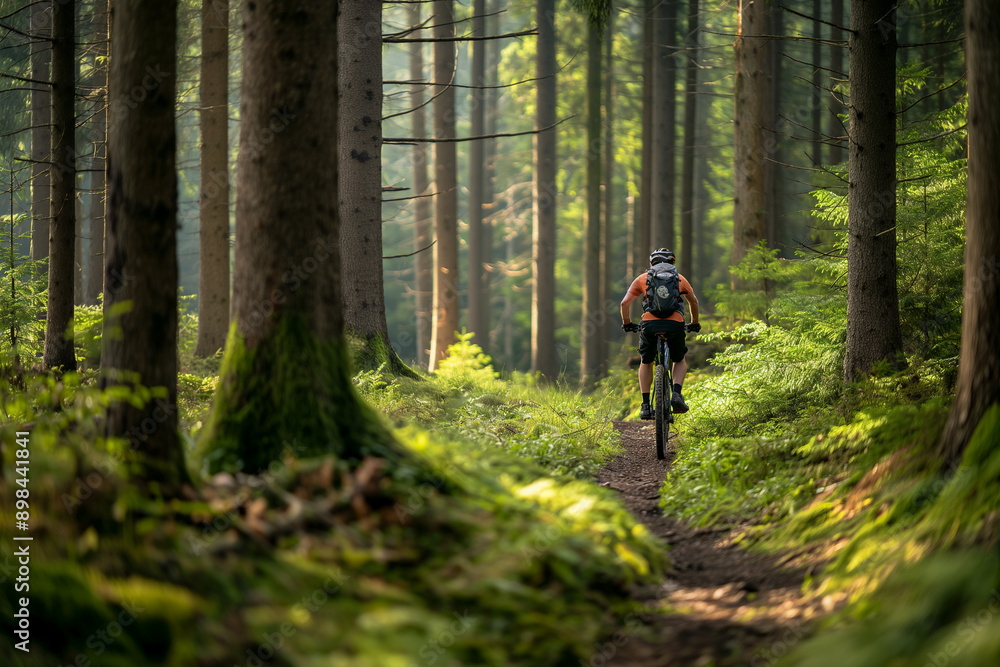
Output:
[355, 335, 627, 479]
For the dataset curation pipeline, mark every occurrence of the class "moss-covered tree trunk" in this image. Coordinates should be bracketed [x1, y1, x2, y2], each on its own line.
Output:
[102, 0, 187, 494]
[194, 0, 231, 358]
[201, 0, 390, 473]
[938, 0, 1000, 468]
[339, 0, 415, 378]
[843, 0, 903, 382]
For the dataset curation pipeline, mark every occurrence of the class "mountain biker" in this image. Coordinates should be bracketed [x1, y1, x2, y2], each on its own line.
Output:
[620, 248, 700, 420]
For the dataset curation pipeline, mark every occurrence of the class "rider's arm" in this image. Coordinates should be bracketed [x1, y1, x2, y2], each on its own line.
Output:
[621, 276, 643, 324]
[621, 301, 632, 325]
[684, 292, 700, 324]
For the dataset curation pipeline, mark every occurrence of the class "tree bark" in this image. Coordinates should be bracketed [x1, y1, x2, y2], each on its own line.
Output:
[651, 0, 677, 249]
[532, 0, 557, 379]
[843, 0, 903, 382]
[467, 0, 488, 352]
[410, 3, 432, 369]
[828, 0, 845, 166]
[102, 0, 185, 493]
[30, 0, 51, 268]
[938, 0, 1000, 467]
[679, 0, 698, 272]
[201, 0, 389, 472]
[600, 12, 615, 373]
[194, 0, 230, 358]
[339, 0, 413, 376]
[731, 0, 774, 291]
[637, 0, 653, 279]
[811, 0, 822, 168]
[427, 0, 459, 371]
[44, 0, 77, 371]
[86, 0, 109, 306]
[581, 22, 602, 387]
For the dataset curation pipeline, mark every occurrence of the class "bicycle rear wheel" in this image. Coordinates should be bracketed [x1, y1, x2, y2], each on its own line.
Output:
[654, 362, 666, 460]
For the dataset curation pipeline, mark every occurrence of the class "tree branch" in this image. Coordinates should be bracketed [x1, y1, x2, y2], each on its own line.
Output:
[779, 5, 851, 34]
[385, 27, 537, 43]
[384, 116, 573, 144]
[383, 240, 436, 259]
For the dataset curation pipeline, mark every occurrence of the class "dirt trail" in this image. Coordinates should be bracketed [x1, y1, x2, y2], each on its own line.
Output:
[596, 421, 836, 667]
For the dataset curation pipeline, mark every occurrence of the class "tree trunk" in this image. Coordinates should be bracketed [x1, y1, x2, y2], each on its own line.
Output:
[427, 0, 459, 371]
[811, 0, 823, 168]
[194, 0, 230, 358]
[409, 3, 432, 369]
[731, 0, 774, 291]
[467, 0, 488, 352]
[532, 0, 557, 379]
[600, 12, 615, 372]
[651, 0, 677, 249]
[938, 0, 1000, 467]
[75, 195, 84, 305]
[201, 0, 389, 473]
[829, 0, 845, 166]
[86, 0, 109, 306]
[637, 0, 653, 278]
[102, 0, 186, 493]
[30, 0, 52, 268]
[679, 0, 698, 272]
[339, 0, 413, 376]
[843, 0, 903, 382]
[581, 23, 602, 387]
[44, 0, 77, 371]
[483, 0, 499, 352]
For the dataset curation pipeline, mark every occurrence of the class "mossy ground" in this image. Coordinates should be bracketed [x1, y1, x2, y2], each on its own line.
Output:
[0, 329, 665, 667]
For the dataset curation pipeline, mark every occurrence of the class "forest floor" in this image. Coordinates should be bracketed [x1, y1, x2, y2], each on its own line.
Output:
[597, 421, 844, 667]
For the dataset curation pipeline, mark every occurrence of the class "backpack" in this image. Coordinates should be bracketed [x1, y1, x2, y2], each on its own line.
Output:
[643, 264, 684, 318]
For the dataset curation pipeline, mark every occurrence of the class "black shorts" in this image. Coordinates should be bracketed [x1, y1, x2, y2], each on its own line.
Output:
[638, 319, 687, 364]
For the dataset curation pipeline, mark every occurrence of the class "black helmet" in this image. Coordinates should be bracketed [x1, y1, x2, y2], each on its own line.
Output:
[649, 248, 675, 266]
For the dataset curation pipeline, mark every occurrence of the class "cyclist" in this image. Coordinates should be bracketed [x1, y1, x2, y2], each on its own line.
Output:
[620, 248, 700, 420]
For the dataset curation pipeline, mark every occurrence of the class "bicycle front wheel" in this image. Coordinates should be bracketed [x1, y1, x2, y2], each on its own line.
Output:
[654, 362, 666, 460]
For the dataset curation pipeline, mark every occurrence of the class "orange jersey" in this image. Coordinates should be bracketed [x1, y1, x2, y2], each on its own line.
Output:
[622, 271, 693, 322]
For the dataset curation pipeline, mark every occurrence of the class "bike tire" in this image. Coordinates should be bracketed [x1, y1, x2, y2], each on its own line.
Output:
[654, 363, 666, 460]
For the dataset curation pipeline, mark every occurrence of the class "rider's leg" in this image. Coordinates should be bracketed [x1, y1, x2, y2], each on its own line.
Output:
[639, 362, 653, 394]
[671, 356, 688, 386]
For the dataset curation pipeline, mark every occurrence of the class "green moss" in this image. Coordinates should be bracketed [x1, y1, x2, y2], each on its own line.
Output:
[197, 318, 396, 473]
[349, 329, 421, 380]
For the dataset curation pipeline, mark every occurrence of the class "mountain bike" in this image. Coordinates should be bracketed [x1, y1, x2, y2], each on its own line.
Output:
[650, 332, 674, 460]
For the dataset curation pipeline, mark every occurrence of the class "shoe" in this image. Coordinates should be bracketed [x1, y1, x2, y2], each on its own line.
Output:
[671, 390, 689, 414]
[640, 403, 654, 420]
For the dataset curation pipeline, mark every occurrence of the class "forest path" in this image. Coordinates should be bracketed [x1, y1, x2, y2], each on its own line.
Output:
[595, 421, 835, 667]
